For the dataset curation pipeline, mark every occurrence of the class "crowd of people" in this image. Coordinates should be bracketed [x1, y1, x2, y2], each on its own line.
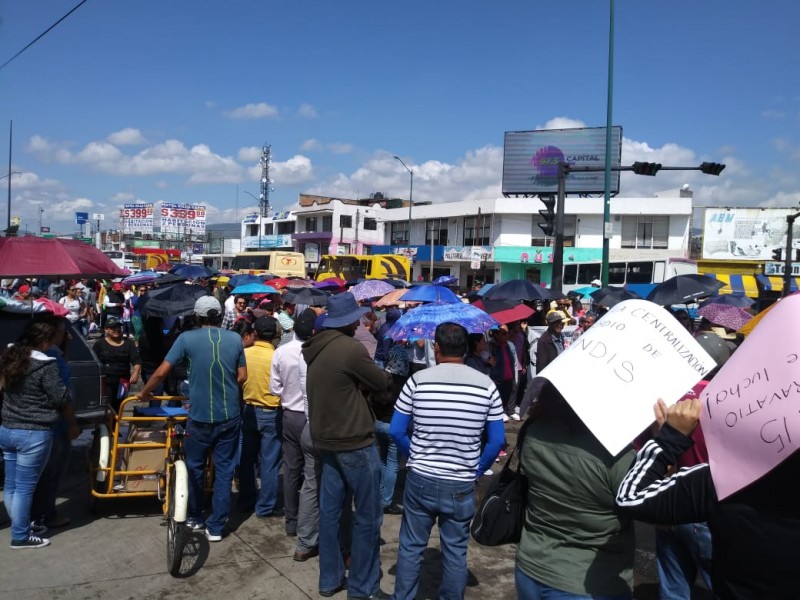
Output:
[2, 272, 798, 599]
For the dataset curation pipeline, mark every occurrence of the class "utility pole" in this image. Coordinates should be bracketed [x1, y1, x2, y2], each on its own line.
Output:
[783, 212, 800, 298]
[429, 221, 435, 281]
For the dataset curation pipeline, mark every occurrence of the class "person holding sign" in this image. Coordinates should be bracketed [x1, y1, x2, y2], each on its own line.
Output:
[617, 399, 800, 599]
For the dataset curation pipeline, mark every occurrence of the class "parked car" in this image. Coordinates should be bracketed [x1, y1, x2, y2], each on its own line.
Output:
[0, 312, 106, 421]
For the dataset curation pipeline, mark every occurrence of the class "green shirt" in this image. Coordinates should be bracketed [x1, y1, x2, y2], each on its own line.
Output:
[516, 419, 636, 596]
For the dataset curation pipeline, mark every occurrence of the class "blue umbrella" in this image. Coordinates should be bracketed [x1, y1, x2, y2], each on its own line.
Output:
[386, 302, 500, 341]
[231, 283, 279, 295]
[477, 283, 495, 296]
[228, 274, 262, 288]
[401, 284, 461, 304]
[351, 280, 396, 301]
[169, 264, 215, 279]
[123, 270, 160, 286]
[432, 275, 458, 287]
[571, 285, 601, 297]
[699, 294, 755, 308]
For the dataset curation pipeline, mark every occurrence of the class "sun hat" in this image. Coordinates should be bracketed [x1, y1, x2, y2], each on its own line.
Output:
[545, 311, 568, 325]
[322, 292, 370, 328]
[194, 295, 222, 317]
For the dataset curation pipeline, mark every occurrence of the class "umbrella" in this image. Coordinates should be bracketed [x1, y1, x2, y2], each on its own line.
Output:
[283, 287, 329, 307]
[123, 270, 160, 286]
[375, 288, 410, 307]
[231, 283, 279, 295]
[571, 286, 602, 297]
[697, 304, 753, 331]
[432, 275, 458, 287]
[386, 302, 501, 341]
[153, 262, 172, 272]
[483, 279, 550, 302]
[589, 286, 640, 307]
[381, 278, 410, 289]
[283, 278, 315, 288]
[137, 284, 210, 318]
[401, 285, 461, 304]
[473, 298, 534, 325]
[350, 280, 396, 302]
[646, 274, 725, 305]
[476, 283, 495, 296]
[264, 277, 291, 290]
[699, 294, 755, 308]
[152, 273, 187, 287]
[315, 277, 347, 289]
[0, 237, 130, 279]
[0, 296, 70, 317]
[169, 264, 214, 279]
[228, 274, 262, 288]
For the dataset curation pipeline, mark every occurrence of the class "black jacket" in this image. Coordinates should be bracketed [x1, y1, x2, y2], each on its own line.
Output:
[617, 425, 800, 600]
[535, 329, 563, 374]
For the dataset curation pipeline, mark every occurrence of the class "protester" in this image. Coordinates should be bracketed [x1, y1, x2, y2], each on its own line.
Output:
[92, 317, 141, 414]
[137, 296, 247, 542]
[374, 307, 401, 368]
[390, 322, 504, 600]
[0, 320, 72, 549]
[272, 309, 317, 538]
[465, 332, 494, 376]
[103, 282, 125, 329]
[515, 381, 636, 599]
[222, 294, 252, 330]
[535, 312, 567, 373]
[488, 325, 519, 422]
[302, 292, 391, 599]
[617, 399, 800, 598]
[58, 283, 89, 338]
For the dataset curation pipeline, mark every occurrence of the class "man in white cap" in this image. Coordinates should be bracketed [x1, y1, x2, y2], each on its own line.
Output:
[137, 295, 247, 542]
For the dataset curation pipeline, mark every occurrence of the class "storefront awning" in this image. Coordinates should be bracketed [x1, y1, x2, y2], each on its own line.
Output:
[756, 274, 800, 294]
[704, 273, 759, 298]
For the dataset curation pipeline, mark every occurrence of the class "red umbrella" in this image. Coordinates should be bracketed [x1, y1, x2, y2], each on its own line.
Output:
[0, 237, 129, 278]
[472, 299, 535, 325]
[264, 277, 291, 290]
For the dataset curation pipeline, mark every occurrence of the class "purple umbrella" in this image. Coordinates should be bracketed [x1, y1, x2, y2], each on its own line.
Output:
[350, 280, 396, 302]
[386, 302, 500, 341]
[697, 303, 753, 331]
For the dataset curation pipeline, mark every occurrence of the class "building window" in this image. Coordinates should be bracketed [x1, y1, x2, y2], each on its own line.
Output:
[277, 221, 295, 235]
[305, 217, 317, 232]
[322, 215, 333, 232]
[622, 216, 669, 249]
[340, 215, 353, 228]
[264, 223, 274, 235]
[391, 222, 409, 244]
[463, 215, 490, 246]
[425, 218, 448, 245]
[363, 217, 377, 231]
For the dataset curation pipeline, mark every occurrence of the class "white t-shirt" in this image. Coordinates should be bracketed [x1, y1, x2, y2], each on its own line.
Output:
[59, 296, 84, 323]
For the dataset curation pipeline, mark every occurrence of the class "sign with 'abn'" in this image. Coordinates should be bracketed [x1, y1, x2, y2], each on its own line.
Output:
[538, 299, 716, 456]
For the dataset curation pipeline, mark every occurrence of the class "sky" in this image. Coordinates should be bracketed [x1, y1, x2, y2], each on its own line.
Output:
[2, 0, 799, 236]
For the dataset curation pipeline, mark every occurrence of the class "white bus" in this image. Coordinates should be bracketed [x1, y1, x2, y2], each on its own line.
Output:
[103, 250, 139, 273]
[562, 257, 697, 292]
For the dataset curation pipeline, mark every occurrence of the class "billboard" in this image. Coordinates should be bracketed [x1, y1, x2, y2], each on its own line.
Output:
[701, 208, 800, 261]
[160, 203, 206, 235]
[502, 126, 622, 196]
[121, 203, 154, 234]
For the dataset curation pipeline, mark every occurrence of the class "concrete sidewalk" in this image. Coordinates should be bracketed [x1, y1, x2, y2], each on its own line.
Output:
[0, 421, 685, 600]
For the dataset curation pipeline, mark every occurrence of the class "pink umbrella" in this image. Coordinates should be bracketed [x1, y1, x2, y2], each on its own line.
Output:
[697, 303, 753, 331]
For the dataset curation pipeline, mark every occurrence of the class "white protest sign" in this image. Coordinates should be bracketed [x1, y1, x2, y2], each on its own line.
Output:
[701, 293, 800, 500]
[538, 299, 717, 456]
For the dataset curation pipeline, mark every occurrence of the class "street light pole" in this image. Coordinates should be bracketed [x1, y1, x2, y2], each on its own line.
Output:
[6, 120, 12, 234]
[601, 0, 616, 286]
[394, 156, 413, 248]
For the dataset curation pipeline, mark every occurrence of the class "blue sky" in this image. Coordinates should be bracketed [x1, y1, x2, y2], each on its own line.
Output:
[2, 0, 799, 235]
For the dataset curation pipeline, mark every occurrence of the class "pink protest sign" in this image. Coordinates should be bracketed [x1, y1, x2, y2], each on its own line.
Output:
[701, 293, 800, 500]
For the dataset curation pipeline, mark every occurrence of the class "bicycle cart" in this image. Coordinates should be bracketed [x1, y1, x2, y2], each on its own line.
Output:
[88, 395, 195, 576]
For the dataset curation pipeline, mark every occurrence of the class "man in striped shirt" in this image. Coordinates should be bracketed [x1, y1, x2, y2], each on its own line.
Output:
[390, 322, 505, 600]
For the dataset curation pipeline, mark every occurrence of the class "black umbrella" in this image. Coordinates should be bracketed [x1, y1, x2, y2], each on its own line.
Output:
[646, 274, 725, 306]
[138, 284, 210, 318]
[699, 294, 755, 309]
[152, 273, 188, 287]
[283, 286, 329, 307]
[483, 279, 550, 302]
[381, 278, 410, 289]
[589, 286, 640, 307]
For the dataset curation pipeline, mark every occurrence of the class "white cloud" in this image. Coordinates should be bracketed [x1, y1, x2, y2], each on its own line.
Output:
[107, 128, 147, 145]
[224, 102, 279, 119]
[238, 146, 262, 162]
[537, 117, 588, 130]
[110, 192, 136, 203]
[297, 103, 318, 118]
[300, 138, 322, 151]
[271, 155, 314, 185]
[762, 109, 787, 119]
[328, 142, 354, 155]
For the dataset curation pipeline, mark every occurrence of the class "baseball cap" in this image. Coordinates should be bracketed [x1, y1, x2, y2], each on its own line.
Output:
[194, 295, 222, 317]
[253, 316, 279, 340]
[105, 317, 122, 329]
[18, 284, 31, 294]
[112, 282, 123, 291]
[294, 308, 317, 341]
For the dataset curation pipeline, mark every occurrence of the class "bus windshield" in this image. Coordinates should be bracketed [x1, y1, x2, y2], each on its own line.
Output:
[231, 255, 271, 271]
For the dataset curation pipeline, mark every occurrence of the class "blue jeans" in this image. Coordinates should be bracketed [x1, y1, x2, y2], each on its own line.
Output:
[32, 423, 71, 523]
[239, 405, 282, 516]
[184, 416, 240, 535]
[318, 444, 382, 597]
[656, 523, 713, 599]
[375, 419, 398, 507]
[394, 469, 476, 600]
[0, 426, 53, 541]
[515, 567, 632, 600]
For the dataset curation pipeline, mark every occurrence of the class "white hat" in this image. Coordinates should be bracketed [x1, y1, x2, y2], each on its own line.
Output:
[195, 295, 222, 316]
[591, 279, 602, 287]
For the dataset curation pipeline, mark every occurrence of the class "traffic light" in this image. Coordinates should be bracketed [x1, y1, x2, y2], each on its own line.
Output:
[772, 248, 783, 261]
[537, 195, 556, 236]
[631, 161, 662, 176]
[700, 162, 726, 176]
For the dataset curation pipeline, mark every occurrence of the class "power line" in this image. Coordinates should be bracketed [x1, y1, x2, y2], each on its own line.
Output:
[0, 0, 89, 72]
